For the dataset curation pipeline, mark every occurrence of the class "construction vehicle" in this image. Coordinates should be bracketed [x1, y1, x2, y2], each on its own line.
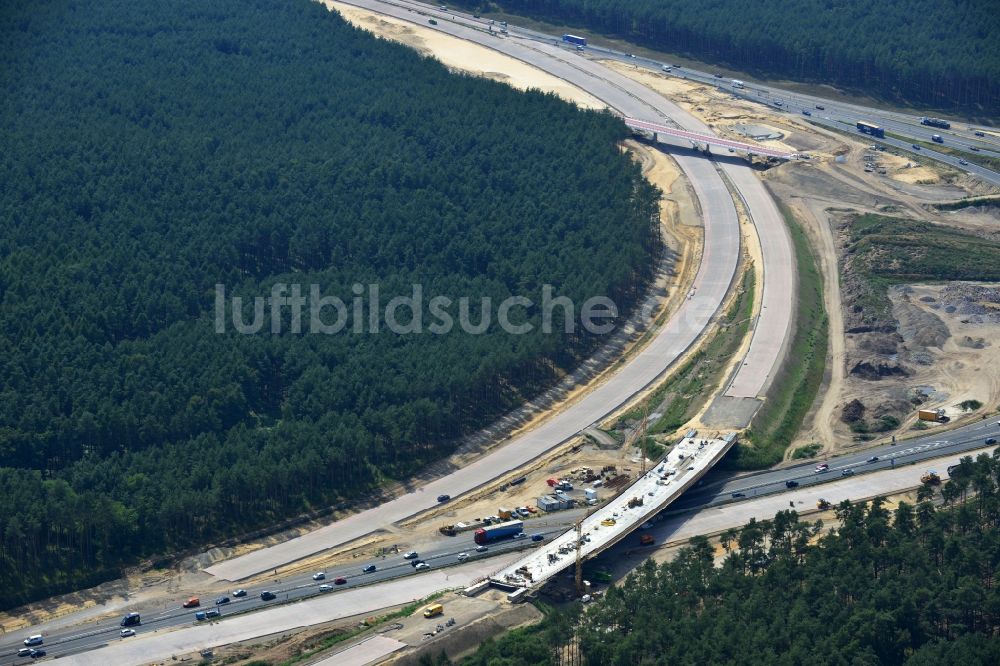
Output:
[640, 534, 655, 546]
[627, 496, 644, 508]
[918, 409, 950, 423]
[817, 499, 832, 510]
[438, 522, 479, 536]
[498, 508, 514, 520]
[921, 471, 941, 485]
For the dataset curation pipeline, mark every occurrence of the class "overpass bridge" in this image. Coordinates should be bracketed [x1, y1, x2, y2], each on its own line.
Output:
[624, 117, 796, 160]
[471, 432, 738, 599]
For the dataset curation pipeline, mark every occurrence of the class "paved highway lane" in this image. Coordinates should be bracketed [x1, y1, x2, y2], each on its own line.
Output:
[206, 0, 747, 582]
[670, 419, 1000, 512]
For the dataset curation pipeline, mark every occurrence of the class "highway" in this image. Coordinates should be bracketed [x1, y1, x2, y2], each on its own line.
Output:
[207, 0, 759, 582]
[5, 421, 995, 663]
[398, 2, 1000, 185]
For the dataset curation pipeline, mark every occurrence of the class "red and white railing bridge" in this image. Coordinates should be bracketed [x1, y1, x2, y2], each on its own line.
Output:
[624, 117, 796, 160]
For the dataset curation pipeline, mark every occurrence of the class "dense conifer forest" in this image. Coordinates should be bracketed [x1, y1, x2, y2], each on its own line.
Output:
[0, 0, 661, 607]
[461, 450, 1000, 665]
[476, 0, 1000, 113]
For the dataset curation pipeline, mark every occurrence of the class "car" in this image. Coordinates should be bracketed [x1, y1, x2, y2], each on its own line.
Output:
[785, 480, 799, 488]
[513, 532, 528, 540]
[842, 469, 855, 477]
[411, 559, 425, 568]
[28, 649, 46, 659]
[627, 53, 636, 58]
[531, 534, 545, 542]
[18, 648, 33, 657]
[205, 609, 220, 619]
[802, 110, 812, 116]
[319, 584, 333, 592]
[428, 19, 437, 25]
[687, 466, 695, 470]
[974, 131, 985, 137]
[437, 494, 451, 502]
[773, 100, 783, 106]
[970, 146, 980, 151]
[731, 492, 745, 498]
[959, 159, 968, 165]
[713, 72, 723, 78]
[987, 438, 998, 445]
[457, 552, 469, 561]
[195, 611, 207, 621]
[334, 577, 347, 585]
[260, 591, 276, 601]
[215, 596, 230, 605]
[815, 464, 829, 473]
[728, 147, 735, 152]
[312, 572, 326, 581]
[415, 562, 430, 570]
[815, 104, 825, 110]
[362, 564, 377, 573]
[403, 551, 419, 559]
[475, 544, 489, 552]
[182, 597, 200, 608]
[867, 456, 880, 463]
[912, 144, 921, 150]
[232, 589, 247, 597]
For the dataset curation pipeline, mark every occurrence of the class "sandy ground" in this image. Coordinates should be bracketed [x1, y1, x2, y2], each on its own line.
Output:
[327, 1, 603, 109]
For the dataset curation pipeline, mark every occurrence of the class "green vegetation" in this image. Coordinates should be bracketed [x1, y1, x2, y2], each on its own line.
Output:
[959, 399, 984, 412]
[790, 442, 822, 459]
[462, 0, 1000, 113]
[735, 202, 827, 469]
[644, 270, 755, 434]
[463, 449, 1000, 665]
[843, 213, 1000, 328]
[0, 0, 662, 608]
[933, 195, 1000, 211]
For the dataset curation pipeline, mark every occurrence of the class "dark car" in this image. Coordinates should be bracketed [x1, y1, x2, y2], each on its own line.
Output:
[334, 577, 348, 585]
[410, 559, 425, 568]
[30, 649, 47, 659]
[362, 564, 377, 573]
[531, 534, 545, 542]
[437, 494, 451, 502]
[785, 480, 799, 488]
[713, 72, 723, 78]
[215, 596, 230, 606]
[802, 110, 812, 116]
[912, 144, 921, 150]
[987, 438, 997, 445]
[815, 104, 825, 110]
[731, 492, 746, 498]
[970, 146, 981, 151]
[867, 456, 880, 463]
[974, 131, 985, 137]
[842, 469, 855, 477]
[260, 591, 276, 601]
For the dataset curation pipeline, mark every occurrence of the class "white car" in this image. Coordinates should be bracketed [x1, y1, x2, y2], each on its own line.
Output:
[318, 584, 333, 592]
[403, 551, 419, 560]
[415, 562, 430, 570]
[457, 552, 469, 561]
[312, 572, 326, 581]
[475, 545, 489, 552]
[120, 628, 136, 638]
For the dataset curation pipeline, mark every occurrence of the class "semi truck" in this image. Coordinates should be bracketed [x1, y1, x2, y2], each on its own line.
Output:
[918, 409, 950, 423]
[921, 117, 951, 130]
[474, 520, 523, 545]
[857, 121, 885, 138]
[562, 34, 586, 47]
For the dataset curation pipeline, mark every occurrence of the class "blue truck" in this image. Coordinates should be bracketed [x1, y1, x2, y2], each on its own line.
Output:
[562, 34, 586, 47]
[474, 520, 523, 545]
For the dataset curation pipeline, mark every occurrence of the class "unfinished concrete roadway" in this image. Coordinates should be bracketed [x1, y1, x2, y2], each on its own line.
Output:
[206, 1, 794, 581]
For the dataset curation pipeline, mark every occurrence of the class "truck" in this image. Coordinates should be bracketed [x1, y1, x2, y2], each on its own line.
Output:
[439, 521, 479, 536]
[918, 409, 950, 423]
[921, 117, 951, 130]
[474, 520, 524, 545]
[562, 34, 586, 47]
[731, 79, 744, 89]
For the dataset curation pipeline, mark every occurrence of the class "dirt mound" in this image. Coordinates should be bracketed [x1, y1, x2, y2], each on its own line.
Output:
[893, 299, 950, 349]
[850, 359, 910, 380]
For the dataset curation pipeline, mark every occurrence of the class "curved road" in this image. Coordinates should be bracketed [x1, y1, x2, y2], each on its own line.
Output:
[206, 0, 800, 582]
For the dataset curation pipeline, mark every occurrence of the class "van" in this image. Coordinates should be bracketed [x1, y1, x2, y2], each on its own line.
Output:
[423, 603, 444, 618]
[121, 612, 141, 627]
